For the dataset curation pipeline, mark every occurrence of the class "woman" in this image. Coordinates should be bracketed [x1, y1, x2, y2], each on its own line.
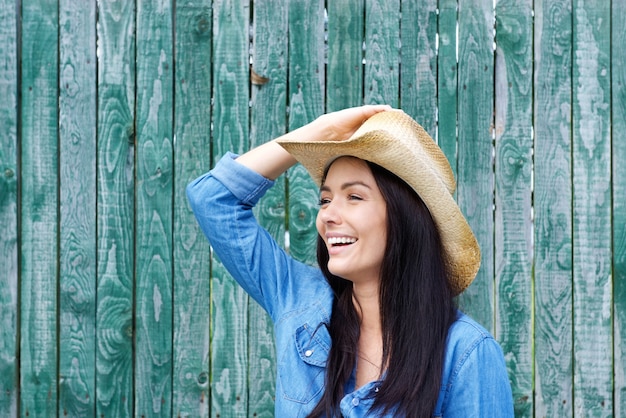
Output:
[187, 105, 514, 417]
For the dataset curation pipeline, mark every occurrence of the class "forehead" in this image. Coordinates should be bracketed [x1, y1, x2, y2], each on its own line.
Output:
[321, 156, 378, 189]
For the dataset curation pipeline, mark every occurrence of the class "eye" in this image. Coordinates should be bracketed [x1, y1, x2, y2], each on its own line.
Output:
[318, 197, 331, 206]
[348, 194, 363, 201]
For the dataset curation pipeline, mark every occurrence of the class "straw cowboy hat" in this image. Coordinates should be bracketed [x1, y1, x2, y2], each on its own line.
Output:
[277, 109, 480, 295]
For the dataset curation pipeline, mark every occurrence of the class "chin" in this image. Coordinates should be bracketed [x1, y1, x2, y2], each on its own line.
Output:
[327, 264, 346, 279]
[327, 265, 354, 282]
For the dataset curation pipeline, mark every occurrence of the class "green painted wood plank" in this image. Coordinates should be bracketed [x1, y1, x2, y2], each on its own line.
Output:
[135, 0, 174, 415]
[19, 1, 59, 416]
[613, 1, 626, 415]
[533, 1, 574, 415]
[287, 0, 325, 265]
[0, 0, 18, 413]
[58, 1, 97, 416]
[248, 0, 288, 415]
[437, 0, 458, 177]
[95, 0, 136, 415]
[211, 1, 250, 416]
[327, 0, 364, 111]
[173, 2, 212, 417]
[364, 0, 399, 107]
[572, 1, 612, 415]
[493, 0, 533, 415]
[456, 0, 495, 331]
[211, 0, 250, 162]
[400, 0, 437, 134]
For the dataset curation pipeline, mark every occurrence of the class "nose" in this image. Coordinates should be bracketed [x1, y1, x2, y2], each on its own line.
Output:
[317, 201, 342, 225]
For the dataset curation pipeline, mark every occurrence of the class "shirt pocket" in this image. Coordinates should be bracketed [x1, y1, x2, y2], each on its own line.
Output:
[278, 322, 330, 404]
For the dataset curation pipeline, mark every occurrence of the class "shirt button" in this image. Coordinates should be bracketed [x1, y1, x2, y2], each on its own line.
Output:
[304, 349, 313, 357]
[352, 398, 359, 406]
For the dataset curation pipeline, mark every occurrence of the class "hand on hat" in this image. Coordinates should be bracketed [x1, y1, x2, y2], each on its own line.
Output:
[235, 105, 391, 181]
[312, 104, 392, 142]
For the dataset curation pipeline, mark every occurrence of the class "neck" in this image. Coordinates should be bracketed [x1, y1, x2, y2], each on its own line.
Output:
[352, 282, 381, 334]
[353, 282, 385, 387]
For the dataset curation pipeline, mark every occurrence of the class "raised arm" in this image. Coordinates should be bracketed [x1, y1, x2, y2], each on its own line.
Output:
[235, 104, 392, 180]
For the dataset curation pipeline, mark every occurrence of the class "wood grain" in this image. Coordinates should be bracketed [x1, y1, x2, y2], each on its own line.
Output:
[612, 2, 626, 415]
[173, 2, 212, 417]
[4, 3, 625, 416]
[20, 1, 59, 416]
[0, 0, 18, 413]
[59, 1, 97, 416]
[456, 0, 495, 331]
[364, 0, 399, 107]
[135, 0, 175, 415]
[494, 0, 533, 415]
[96, 0, 136, 415]
[248, 0, 288, 415]
[211, 0, 250, 415]
[327, 0, 364, 111]
[287, 0, 325, 265]
[437, 0, 458, 178]
[572, 0, 612, 415]
[400, 0, 437, 134]
[533, 1, 574, 415]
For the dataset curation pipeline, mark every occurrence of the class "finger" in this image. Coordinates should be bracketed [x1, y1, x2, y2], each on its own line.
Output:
[360, 104, 393, 117]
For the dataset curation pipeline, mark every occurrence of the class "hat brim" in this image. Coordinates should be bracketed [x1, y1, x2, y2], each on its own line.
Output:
[277, 115, 480, 295]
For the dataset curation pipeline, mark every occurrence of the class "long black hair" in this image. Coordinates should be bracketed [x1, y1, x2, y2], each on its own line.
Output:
[307, 159, 457, 418]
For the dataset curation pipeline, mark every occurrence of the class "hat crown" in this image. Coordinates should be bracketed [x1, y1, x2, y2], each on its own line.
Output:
[350, 111, 456, 196]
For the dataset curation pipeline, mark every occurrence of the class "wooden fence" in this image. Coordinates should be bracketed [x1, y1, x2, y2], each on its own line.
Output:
[0, 0, 624, 416]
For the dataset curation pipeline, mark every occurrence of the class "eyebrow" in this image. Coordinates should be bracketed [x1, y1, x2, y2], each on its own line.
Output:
[320, 181, 372, 192]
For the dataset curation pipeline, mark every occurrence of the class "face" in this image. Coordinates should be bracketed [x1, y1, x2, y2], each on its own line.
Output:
[316, 157, 387, 285]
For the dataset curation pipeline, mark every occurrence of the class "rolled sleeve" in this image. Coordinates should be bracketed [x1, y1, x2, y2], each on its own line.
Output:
[186, 153, 322, 321]
[187, 152, 274, 207]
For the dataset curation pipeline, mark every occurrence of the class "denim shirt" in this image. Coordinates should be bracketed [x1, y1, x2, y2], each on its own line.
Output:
[187, 153, 514, 417]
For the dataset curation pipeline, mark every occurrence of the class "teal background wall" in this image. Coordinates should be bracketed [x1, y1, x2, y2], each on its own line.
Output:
[0, 0, 624, 416]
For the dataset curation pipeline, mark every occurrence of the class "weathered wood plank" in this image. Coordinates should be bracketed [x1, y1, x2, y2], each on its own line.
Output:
[327, 0, 364, 111]
[248, 0, 288, 415]
[364, 0, 399, 107]
[287, 0, 325, 265]
[58, 1, 97, 416]
[6, 4, 624, 418]
[456, 0, 495, 331]
[0, 0, 18, 413]
[211, 0, 250, 415]
[613, 2, 626, 415]
[173, 2, 212, 417]
[572, 1, 612, 416]
[437, 0, 458, 176]
[95, 0, 136, 415]
[494, 0, 533, 415]
[135, 0, 174, 415]
[400, 0, 437, 134]
[533, 1, 574, 415]
[20, 1, 59, 415]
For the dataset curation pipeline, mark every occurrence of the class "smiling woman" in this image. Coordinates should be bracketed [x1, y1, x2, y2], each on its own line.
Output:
[316, 157, 387, 286]
[187, 105, 514, 417]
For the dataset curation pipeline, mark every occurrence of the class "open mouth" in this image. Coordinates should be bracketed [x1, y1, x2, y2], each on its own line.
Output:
[327, 237, 357, 247]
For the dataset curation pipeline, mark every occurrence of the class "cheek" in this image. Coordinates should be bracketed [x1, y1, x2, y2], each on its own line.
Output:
[374, 214, 388, 248]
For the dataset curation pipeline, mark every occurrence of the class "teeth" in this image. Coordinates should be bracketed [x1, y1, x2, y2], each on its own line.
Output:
[328, 237, 357, 245]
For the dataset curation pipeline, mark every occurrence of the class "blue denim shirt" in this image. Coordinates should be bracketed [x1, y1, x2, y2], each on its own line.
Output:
[187, 153, 514, 417]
